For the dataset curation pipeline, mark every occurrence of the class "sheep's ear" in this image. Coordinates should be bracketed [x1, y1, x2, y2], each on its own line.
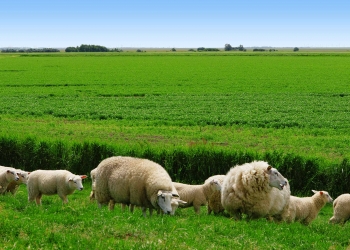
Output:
[178, 200, 187, 205]
[266, 166, 272, 172]
[80, 175, 88, 179]
[320, 191, 324, 195]
[172, 193, 179, 198]
[312, 190, 318, 194]
[157, 190, 163, 196]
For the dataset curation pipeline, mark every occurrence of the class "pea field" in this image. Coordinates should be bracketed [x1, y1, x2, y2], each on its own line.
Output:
[0, 51, 350, 249]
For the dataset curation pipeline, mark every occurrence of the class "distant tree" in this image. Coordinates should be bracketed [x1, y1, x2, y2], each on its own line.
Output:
[136, 49, 143, 52]
[171, 48, 176, 51]
[293, 47, 299, 52]
[65, 47, 78, 52]
[224, 44, 233, 51]
[188, 49, 195, 52]
[197, 47, 205, 51]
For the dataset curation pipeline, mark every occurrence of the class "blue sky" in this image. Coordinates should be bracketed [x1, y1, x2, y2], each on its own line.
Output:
[1, 0, 349, 48]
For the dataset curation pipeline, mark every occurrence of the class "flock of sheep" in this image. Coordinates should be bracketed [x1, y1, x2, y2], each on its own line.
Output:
[1, 156, 350, 225]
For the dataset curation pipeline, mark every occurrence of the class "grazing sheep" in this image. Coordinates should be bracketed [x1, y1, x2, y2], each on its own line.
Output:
[27, 170, 87, 205]
[94, 156, 180, 217]
[0, 168, 20, 194]
[5, 170, 30, 195]
[0, 166, 29, 194]
[172, 179, 221, 214]
[287, 190, 333, 225]
[221, 161, 288, 220]
[329, 193, 350, 224]
[204, 175, 226, 215]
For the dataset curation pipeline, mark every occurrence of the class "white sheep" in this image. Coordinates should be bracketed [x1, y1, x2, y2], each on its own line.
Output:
[94, 156, 181, 217]
[286, 190, 333, 225]
[329, 193, 350, 224]
[0, 168, 20, 194]
[172, 179, 221, 214]
[27, 170, 87, 205]
[204, 175, 226, 215]
[221, 161, 288, 220]
[0, 166, 30, 195]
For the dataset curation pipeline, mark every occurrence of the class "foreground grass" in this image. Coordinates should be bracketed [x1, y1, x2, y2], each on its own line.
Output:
[1, 184, 349, 249]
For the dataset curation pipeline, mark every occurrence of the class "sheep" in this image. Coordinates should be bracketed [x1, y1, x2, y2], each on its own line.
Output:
[5, 170, 30, 195]
[172, 179, 221, 214]
[94, 156, 181, 217]
[329, 193, 350, 224]
[204, 175, 226, 215]
[0, 168, 20, 194]
[221, 161, 288, 220]
[286, 190, 333, 225]
[0, 165, 30, 195]
[27, 170, 87, 205]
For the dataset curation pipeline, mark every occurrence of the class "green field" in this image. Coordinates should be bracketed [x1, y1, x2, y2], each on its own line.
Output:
[1, 52, 350, 249]
[0, 52, 349, 161]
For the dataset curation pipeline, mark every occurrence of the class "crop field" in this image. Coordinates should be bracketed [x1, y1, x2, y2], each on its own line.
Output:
[1, 51, 350, 249]
[0, 52, 349, 161]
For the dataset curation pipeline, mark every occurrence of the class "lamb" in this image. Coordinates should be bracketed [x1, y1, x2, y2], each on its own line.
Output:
[172, 179, 221, 214]
[204, 175, 226, 215]
[94, 156, 181, 217]
[0, 168, 20, 194]
[286, 190, 333, 225]
[27, 170, 87, 205]
[0, 166, 30, 195]
[329, 193, 350, 224]
[221, 161, 288, 220]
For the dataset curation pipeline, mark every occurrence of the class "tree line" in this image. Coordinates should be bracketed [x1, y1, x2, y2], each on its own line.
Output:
[65, 44, 123, 52]
[1, 48, 60, 53]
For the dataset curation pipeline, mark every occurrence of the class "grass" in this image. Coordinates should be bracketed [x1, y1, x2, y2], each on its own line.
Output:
[0, 52, 350, 162]
[1, 183, 349, 249]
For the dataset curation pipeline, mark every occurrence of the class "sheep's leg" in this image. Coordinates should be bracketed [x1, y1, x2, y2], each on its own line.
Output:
[142, 207, 148, 217]
[194, 206, 201, 215]
[60, 195, 68, 204]
[109, 200, 115, 210]
[35, 194, 42, 205]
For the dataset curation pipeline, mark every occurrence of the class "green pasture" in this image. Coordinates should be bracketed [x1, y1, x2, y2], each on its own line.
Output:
[0, 52, 349, 162]
[1, 183, 349, 249]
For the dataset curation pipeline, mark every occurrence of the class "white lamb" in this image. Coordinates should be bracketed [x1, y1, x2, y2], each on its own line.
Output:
[0, 166, 30, 195]
[0, 168, 20, 194]
[204, 175, 226, 215]
[27, 170, 87, 205]
[173, 179, 221, 214]
[94, 156, 182, 217]
[286, 190, 333, 225]
[329, 193, 350, 224]
[221, 161, 288, 220]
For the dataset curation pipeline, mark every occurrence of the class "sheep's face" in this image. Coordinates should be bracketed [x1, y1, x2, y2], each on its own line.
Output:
[266, 166, 287, 190]
[157, 191, 176, 215]
[68, 175, 87, 191]
[18, 171, 30, 184]
[6, 169, 19, 182]
[312, 190, 333, 203]
[210, 179, 222, 192]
